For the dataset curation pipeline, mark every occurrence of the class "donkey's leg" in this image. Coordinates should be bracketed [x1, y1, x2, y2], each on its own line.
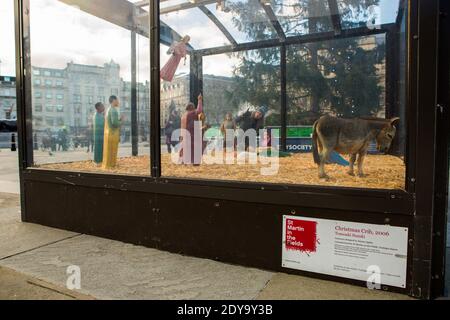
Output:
[348, 154, 357, 176]
[319, 148, 332, 179]
[357, 152, 367, 177]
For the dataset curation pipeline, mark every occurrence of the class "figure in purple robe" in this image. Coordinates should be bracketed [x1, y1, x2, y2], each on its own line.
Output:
[179, 93, 203, 165]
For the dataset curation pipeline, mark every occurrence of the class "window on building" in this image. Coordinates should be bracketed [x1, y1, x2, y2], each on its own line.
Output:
[56, 80, 63, 86]
[34, 105, 43, 112]
[34, 79, 41, 85]
[56, 105, 64, 112]
[46, 105, 55, 112]
[44, 71, 51, 77]
[73, 94, 81, 103]
[45, 79, 53, 86]
[33, 70, 40, 76]
[34, 116, 43, 126]
[85, 86, 94, 95]
[45, 93, 53, 99]
[35, 92, 42, 99]
[56, 94, 64, 100]
[45, 117, 54, 126]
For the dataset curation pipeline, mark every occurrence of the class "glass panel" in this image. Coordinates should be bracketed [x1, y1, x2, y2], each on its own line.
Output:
[28, 0, 150, 175]
[338, 0, 401, 29]
[287, 35, 387, 119]
[159, 0, 406, 190]
[273, 0, 334, 36]
[161, 0, 190, 10]
[204, 1, 278, 43]
[161, 7, 231, 49]
[0, 0, 16, 121]
[161, 47, 281, 180]
[160, 43, 190, 155]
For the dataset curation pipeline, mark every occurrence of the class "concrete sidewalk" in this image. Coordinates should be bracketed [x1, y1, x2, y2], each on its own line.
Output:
[0, 150, 415, 299]
[0, 150, 20, 194]
[0, 192, 412, 300]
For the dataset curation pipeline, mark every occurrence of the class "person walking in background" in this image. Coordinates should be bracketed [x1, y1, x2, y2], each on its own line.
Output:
[57, 127, 68, 152]
[92, 102, 105, 164]
[86, 116, 94, 153]
[164, 108, 181, 153]
[102, 96, 124, 169]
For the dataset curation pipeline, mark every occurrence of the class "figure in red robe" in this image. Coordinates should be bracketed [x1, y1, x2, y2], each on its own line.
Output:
[179, 93, 204, 165]
[160, 35, 190, 82]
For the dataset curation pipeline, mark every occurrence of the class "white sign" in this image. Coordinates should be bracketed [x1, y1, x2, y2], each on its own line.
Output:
[282, 215, 408, 288]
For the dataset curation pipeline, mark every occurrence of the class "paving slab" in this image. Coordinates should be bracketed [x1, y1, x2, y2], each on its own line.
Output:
[0, 192, 19, 208]
[0, 193, 421, 300]
[0, 193, 79, 260]
[0, 266, 73, 300]
[257, 273, 413, 300]
[0, 234, 274, 300]
[0, 265, 95, 300]
[0, 150, 20, 194]
[0, 181, 20, 194]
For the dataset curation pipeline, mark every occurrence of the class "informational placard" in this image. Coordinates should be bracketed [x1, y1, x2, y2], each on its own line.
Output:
[282, 215, 408, 288]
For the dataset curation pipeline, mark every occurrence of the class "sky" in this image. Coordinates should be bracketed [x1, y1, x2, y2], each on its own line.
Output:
[0, 0, 400, 80]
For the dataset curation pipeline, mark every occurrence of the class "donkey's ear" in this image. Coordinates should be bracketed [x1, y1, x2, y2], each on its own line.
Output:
[390, 117, 400, 125]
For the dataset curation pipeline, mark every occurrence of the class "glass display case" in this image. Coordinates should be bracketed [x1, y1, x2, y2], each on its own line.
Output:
[13, 0, 450, 299]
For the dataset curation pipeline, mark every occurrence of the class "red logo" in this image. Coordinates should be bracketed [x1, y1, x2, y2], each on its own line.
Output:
[285, 219, 317, 253]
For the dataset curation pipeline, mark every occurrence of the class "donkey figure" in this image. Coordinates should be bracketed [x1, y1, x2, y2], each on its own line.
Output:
[312, 115, 400, 179]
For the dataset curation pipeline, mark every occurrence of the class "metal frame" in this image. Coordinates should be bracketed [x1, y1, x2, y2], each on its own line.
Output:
[13, 0, 449, 299]
[327, 0, 342, 35]
[131, 30, 138, 156]
[259, 0, 286, 41]
[150, 0, 161, 177]
[193, 24, 395, 153]
[198, 5, 238, 47]
[431, 0, 450, 298]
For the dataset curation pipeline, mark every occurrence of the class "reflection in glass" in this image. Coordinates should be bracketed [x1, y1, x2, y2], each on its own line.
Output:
[29, 0, 150, 175]
[204, 0, 278, 43]
[161, 8, 230, 49]
[272, 0, 333, 36]
[337, 0, 401, 29]
[159, 0, 407, 190]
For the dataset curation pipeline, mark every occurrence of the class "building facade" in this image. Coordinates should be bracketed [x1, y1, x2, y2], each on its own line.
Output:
[31, 61, 150, 141]
[0, 76, 16, 120]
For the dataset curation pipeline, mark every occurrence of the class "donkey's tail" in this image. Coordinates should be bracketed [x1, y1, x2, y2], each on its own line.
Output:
[312, 121, 321, 165]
